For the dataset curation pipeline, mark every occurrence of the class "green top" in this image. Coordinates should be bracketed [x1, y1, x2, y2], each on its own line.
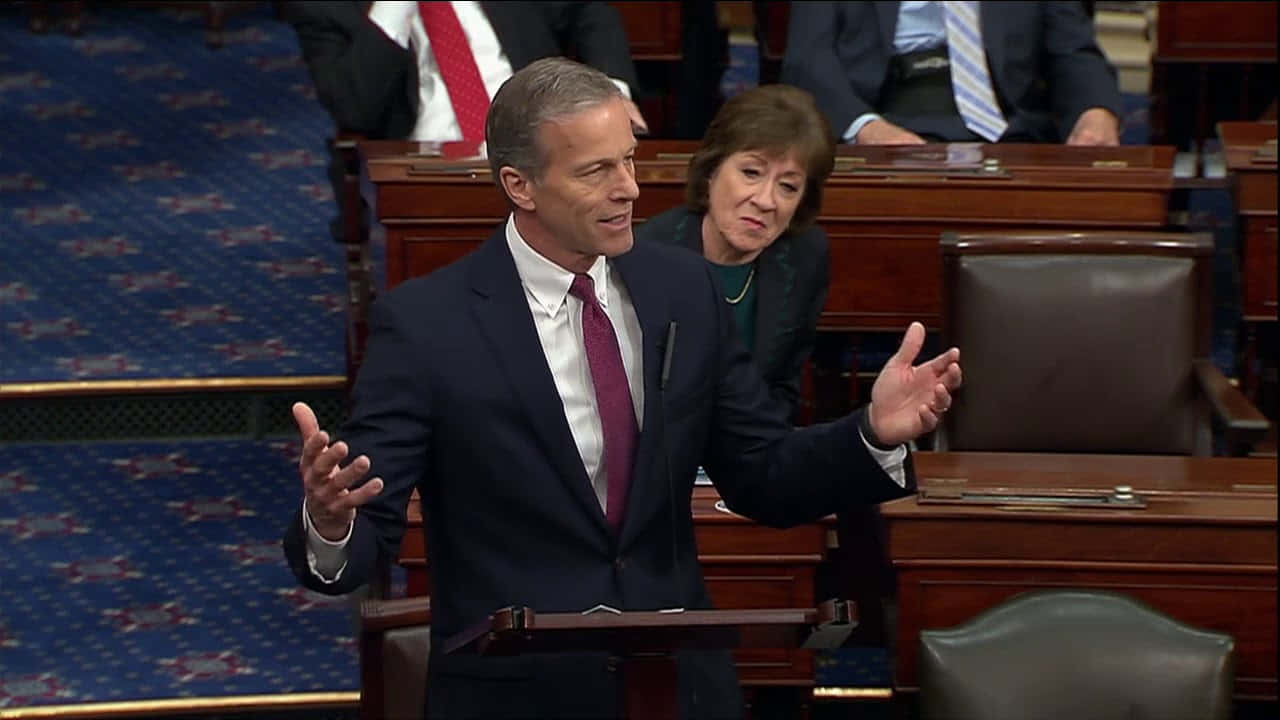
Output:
[713, 261, 758, 353]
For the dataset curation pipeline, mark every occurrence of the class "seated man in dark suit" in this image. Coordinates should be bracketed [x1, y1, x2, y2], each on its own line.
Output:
[284, 1, 645, 239]
[781, 1, 1123, 145]
[283, 57, 962, 719]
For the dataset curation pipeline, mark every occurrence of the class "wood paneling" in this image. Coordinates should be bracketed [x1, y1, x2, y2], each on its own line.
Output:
[886, 452, 1279, 701]
[397, 452, 1277, 694]
[1156, 2, 1279, 63]
[360, 140, 1174, 340]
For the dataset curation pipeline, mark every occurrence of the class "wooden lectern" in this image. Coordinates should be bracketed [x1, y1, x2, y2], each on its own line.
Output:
[443, 602, 857, 720]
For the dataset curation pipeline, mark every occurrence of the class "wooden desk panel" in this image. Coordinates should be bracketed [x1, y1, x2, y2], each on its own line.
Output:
[361, 142, 1175, 332]
[1220, 121, 1277, 414]
[610, 1, 682, 61]
[1156, 1, 1279, 63]
[399, 486, 830, 686]
[397, 452, 1275, 694]
[891, 452, 1279, 701]
[1220, 121, 1278, 321]
[1244, 223, 1278, 320]
[1150, 2, 1278, 146]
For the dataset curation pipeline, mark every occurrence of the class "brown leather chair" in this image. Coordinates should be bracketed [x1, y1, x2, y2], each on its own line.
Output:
[359, 596, 431, 720]
[938, 231, 1268, 455]
[919, 589, 1235, 720]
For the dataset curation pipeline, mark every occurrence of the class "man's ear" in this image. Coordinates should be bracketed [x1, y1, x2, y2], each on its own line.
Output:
[499, 166, 535, 212]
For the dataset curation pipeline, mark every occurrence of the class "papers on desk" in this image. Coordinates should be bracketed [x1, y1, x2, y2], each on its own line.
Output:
[713, 500, 747, 519]
[1174, 151, 1198, 179]
[581, 604, 686, 614]
[1174, 142, 1229, 180]
[582, 604, 622, 615]
[694, 466, 712, 486]
[1203, 149, 1227, 179]
[946, 143, 984, 164]
[1255, 139, 1278, 163]
[410, 140, 488, 160]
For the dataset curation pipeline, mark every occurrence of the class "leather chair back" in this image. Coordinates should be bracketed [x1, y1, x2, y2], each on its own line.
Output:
[939, 231, 1215, 454]
[919, 589, 1235, 720]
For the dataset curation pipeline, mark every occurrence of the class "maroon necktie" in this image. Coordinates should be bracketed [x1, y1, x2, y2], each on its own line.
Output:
[417, 2, 490, 142]
[568, 273, 638, 532]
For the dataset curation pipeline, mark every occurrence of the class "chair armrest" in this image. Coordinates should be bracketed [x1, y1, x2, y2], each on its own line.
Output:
[360, 596, 432, 720]
[332, 131, 364, 171]
[361, 595, 432, 632]
[334, 131, 363, 146]
[1193, 359, 1270, 451]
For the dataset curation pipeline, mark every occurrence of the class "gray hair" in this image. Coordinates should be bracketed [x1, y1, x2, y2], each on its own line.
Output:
[486, 57, 624, 183]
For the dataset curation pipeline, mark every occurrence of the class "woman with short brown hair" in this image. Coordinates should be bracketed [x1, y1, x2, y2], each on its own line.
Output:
[637, 84, 836, 419]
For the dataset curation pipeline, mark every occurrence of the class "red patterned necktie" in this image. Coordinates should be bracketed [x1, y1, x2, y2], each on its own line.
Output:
[568, 273, 638, 532]
[417, 2, 490, 142]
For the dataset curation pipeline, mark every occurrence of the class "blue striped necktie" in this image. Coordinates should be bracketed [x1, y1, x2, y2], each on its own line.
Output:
[942, 1, 1008, 141]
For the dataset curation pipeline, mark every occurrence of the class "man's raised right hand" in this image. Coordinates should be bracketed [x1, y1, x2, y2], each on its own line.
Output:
[294, 401, 383, 541]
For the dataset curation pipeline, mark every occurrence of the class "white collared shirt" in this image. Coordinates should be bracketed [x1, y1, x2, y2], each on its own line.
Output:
[504, 216, 645, 513]
[367, 1, 631, 143]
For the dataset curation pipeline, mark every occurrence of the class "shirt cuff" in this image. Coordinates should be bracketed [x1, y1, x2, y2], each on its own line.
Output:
[859, 428, 908, 488]
[367, 0, 415, 50]
[846, 113, 883, 143]
[609, 78, 633, 100]
[302, 498, 352, 583]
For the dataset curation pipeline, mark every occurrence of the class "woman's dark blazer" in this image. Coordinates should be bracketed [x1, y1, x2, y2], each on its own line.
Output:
[635, 206, 830, 419]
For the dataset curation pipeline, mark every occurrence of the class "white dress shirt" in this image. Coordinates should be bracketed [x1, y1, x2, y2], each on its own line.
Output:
[503, 215, 646, 512]
[846, 0, 950, 142]
[303, 216, 906, 582]
[367, 1, 631, 143]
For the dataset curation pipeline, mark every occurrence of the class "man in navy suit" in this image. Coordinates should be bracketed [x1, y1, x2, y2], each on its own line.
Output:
[283, 57, 962, 719]
[782, 1, 1123, 145]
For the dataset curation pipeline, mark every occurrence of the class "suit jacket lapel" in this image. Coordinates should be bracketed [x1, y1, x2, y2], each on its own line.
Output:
[611, 245, 672, 550]
[978, 3, 1007, 101]
[876, 2, 1007, 117]
[751, 241, 790, 378]
[479, 2, 532, 69]
[875, 2, 901, 61]
[674, 210, 703, 255]
[468, 230, 610, 535]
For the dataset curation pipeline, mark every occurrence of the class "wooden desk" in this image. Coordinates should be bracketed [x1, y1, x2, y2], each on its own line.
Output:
[1220, 122, 1277, 417]
[399, 485, 830, 686]
[610, 0, 681, 61]
[360, 141, 1174, 334]
[1156, 2, 1278, 63]
[398, 452, 1275, 696]
[888, 452, 1279, 701]
[1220, 121, 1278, 324]
[1151, 1, 1278, 147]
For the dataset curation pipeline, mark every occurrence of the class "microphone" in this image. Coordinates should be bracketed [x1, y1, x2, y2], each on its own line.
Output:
[658, 321, 685, 611]
[661, 322, 678, 390]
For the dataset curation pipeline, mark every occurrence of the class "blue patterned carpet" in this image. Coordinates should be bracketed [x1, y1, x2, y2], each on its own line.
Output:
[0, 437, 359, 708]
[0, 3, 344, 383]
